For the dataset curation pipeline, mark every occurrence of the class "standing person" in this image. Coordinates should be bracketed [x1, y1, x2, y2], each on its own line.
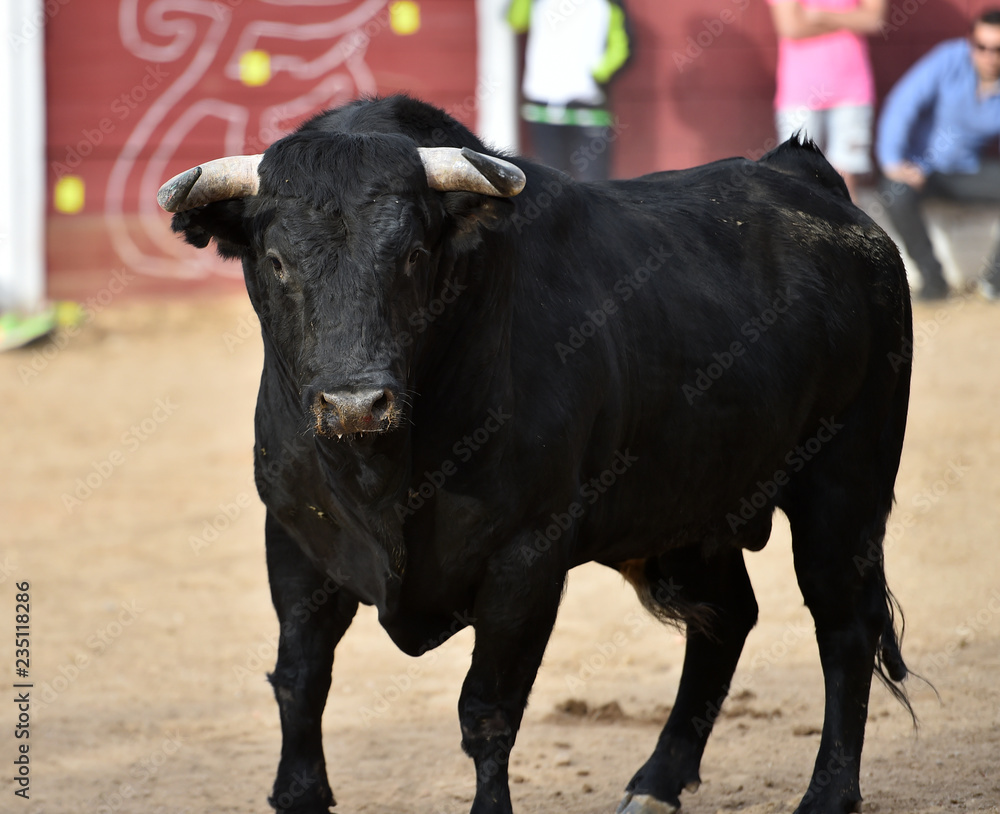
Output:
[876, 8, 1000, 301]
[508, 0, 630, 182]
[768, 0, 886, 200]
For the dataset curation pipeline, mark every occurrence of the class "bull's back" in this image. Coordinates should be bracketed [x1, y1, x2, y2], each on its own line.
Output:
[502, 150, 907, 556]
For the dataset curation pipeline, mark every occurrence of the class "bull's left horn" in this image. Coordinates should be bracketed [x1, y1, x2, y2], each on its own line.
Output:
[157, 154, 264, 213]
[418, 147, 525, 197]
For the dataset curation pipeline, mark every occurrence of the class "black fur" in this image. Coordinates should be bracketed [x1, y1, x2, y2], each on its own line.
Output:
[172, 94, 913, 814]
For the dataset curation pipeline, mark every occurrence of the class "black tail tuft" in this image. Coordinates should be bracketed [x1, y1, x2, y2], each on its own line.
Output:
[879, 591, 908, 683]
[758, 132, 851, 200]
[873, 585, 918, 724]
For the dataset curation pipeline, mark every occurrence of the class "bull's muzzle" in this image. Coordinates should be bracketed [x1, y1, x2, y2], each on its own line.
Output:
[314, 387, 398, 438]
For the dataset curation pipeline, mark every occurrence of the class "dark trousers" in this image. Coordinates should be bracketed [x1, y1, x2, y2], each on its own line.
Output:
[525, 121, 611, 182]
[879, 161, 1000, 293]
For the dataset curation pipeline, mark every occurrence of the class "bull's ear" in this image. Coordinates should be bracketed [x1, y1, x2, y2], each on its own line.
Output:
[441, 191, 514, 253]
[170, 200, 250, 260]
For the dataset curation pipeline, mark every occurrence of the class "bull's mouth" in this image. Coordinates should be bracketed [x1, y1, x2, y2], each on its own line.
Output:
[312, 387, 402, 439]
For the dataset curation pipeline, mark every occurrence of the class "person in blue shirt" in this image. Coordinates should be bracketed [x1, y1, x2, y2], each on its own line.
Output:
[876, 8, 1000, 300]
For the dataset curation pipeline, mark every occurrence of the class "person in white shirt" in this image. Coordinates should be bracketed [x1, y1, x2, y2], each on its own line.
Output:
[509, 0, 631, 181]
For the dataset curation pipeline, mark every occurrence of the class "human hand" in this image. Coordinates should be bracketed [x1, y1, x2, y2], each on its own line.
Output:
[882, 162, 926, 190]
[802, 5, 824, 25]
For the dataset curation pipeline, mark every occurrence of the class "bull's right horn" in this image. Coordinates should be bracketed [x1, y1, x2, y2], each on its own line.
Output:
[157, 154, 264, 213]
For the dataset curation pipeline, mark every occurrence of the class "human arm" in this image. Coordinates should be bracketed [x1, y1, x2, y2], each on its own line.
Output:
[592, 1, 631, 83]
[875, 42, 952, 174]
[769, 0, 885, 40]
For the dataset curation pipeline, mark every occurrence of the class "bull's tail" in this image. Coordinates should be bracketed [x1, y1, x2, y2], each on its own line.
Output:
[876, 586, 913, 715]
[869, 244, 917, 719]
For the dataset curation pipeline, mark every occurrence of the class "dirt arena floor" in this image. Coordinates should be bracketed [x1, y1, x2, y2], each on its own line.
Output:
[1, 291, 998, 814]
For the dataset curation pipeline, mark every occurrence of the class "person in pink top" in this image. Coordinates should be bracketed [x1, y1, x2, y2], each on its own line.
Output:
[769, 0, 886, 199]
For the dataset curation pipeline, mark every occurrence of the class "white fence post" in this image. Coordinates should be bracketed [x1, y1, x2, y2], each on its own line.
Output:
[1, 0, 47, 312]
[475, 0, 519, 155]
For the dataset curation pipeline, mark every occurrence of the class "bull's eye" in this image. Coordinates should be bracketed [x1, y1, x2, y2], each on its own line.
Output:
[267, 252, 286, 281]
[405, 247, 428, 276]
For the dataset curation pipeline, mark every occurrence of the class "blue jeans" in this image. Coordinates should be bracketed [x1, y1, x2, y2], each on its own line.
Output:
[880, 161, 1000, 293]
[525, 121, 611, 182]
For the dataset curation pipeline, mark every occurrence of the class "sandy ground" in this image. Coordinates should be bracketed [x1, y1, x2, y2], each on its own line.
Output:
[1, 291, 999, 814]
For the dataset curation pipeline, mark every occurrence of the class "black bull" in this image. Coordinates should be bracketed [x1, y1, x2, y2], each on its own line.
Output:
[163, 95, 913, 814]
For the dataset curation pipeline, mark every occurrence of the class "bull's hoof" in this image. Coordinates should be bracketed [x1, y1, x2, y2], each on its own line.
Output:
[793, 801, 862, 814]
[615, 792, 680, 814]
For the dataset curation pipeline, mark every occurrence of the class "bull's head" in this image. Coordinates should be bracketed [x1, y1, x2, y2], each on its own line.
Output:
[160, 131, 524, 440]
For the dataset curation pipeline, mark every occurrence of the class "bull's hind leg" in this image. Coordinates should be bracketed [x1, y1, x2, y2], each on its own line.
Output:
[619, 546, 758, 814]
[782, 467, 908, 814]
[265, 512, 359, 814]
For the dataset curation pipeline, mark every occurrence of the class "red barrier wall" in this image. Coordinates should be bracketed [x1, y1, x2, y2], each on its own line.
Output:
[45, 0, 477, 297]
[43, 0, 996, 297]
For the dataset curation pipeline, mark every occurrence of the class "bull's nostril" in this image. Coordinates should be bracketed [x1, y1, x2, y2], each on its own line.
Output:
[370, 389, 394, 420]
[318, 387, 396, 433]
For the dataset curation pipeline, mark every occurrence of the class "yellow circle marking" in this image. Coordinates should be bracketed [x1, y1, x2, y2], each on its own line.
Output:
[240, 50, 272, 87]
[390, 1, 421, 35]
[54, 176, 85, 214]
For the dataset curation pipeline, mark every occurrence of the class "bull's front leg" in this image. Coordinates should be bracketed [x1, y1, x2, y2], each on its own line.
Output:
[265, 512, 359, 814]
[459, 541, 564, 814]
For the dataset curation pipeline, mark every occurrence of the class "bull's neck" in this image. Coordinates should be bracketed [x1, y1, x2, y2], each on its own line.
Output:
[410, 233, 516, 444]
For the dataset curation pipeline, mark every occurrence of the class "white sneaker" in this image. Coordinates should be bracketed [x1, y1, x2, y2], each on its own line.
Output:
[980, 279, 1000, 301]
